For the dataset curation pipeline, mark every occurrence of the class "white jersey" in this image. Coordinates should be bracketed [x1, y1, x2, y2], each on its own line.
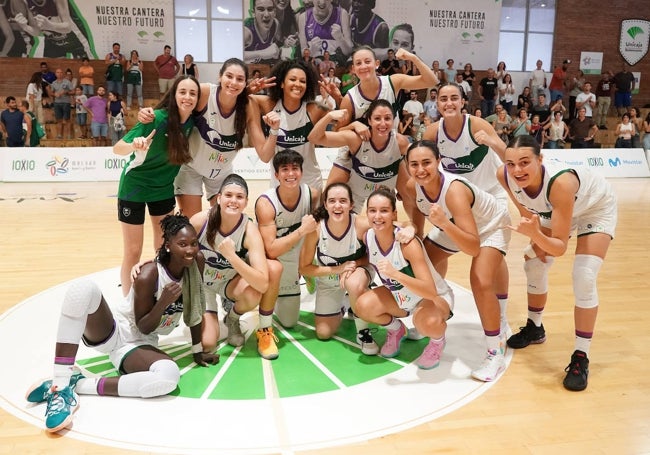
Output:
[317, 214, 366, 277]
[338, 133, 402, 209]
[416, 171, 510, 252]
[186, 84, 239, 180]
[198, 214, 249, 294]
[503, 164, 615, 229]
[346, 75, 399, 127]
[366, 228, 452, 312]
[270, 100, 322, 190]
[437, 114, 504, 195]
[117, 262, 185, 345]
[257, 184, 313, 297]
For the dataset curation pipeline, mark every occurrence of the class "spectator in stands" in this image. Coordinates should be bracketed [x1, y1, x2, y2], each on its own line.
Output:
[549, 59, 570, 106]
[49, 68, 74, 139]
[324, 67, 341, 88]
[84, 86, 108, 146]
[485, 103, 511, 125]
[299, 48, 318, 73]
[478, 68, 498, 118]
[642, 111, 650, 152]
[461, 63, 475, 99]
[614, 112, 635, 148]
[318, 50, 337, 76]
[575, 81, 596, 119]
[340, 63, 358, 96]
[315, 84, 336, 110]
[544, 110, 569, 149]
[510, 108, 531, 138]
[26, 71, 43, 124]
[126, 50, 144, 110]
[402, 90, 424, 129]
[529, 59, 547, 102]
[549, 94, 567, 118]
[498, 73, 516, 115]
[613, 63, 635, 116]
[529, 114, 544, 146]
[19, 100, 40, 147]
[78, 57, 94, 96]
[398, 112, 415, 141]
[74, 86, 88, 139]
[491, 104, 511, 144]
[65, 68, 77, 95]
[517, 86, 533, 112]
[154, 45, 180, 95]
[567, 69, 585, 121]
[569, 106, 598, 148]
[105, 42, 126, 96]
[595, 71, 614, 130]
[431, 60, 443, 86]
[181, 54, 199, 79]
[495, 61, 508, 81]
[0, 96, 28, 146]
[423, 88, 438, 122]
[455, 73, 471, 107]
[530, 93, 551, 126]
[443, 59, 456, 85]
[108, 91, 127, 146]
[628, 106, 643, 149]
[381, 49, 400, 76]
[40, 61, 56, 108]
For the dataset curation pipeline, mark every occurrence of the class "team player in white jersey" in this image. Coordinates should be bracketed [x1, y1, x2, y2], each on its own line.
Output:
[422, 82, 512, 346]
[299, 182, 379, 355]
[308, 99, 410, 211]
[354, 187, 454, 370]
[26, 215, 219, 433]
[138, 58, 277, 218]
[404, 140, 511, 381]
[255, 150, 320, 358]
[190, 174, 282, 358]
[251, 59, 330, 191]
[497, 135, 617, 391]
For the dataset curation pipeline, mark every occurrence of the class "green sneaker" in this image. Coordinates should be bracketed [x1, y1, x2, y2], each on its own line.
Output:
[45, 386, 79, 433]
[26, 370, 85, 404]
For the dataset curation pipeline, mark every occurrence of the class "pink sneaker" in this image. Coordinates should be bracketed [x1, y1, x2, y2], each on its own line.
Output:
[415, 337, 446, 369]
[380, 320, 406, 358]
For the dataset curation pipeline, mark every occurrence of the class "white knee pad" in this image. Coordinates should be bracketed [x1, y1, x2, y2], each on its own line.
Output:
[139, 359, 180, 398]
[572, 254, 603, 309]
[274, 295, 301, 328]
[61, 279, 102, 318]
[524, 257, 555, 295]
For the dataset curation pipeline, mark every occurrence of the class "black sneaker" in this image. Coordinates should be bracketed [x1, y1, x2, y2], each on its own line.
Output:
[563, 350, 589, 391]
[506, 319, 546, 349]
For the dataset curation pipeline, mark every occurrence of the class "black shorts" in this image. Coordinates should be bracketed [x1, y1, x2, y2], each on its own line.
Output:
[117, 198, 176, 225]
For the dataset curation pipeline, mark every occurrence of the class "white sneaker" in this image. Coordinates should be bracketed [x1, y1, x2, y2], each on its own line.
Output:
[357, 328, 379, 355]
[471, 349, 505, 382]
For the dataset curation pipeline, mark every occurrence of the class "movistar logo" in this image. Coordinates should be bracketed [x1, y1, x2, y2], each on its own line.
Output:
[609, 157, 621, 167]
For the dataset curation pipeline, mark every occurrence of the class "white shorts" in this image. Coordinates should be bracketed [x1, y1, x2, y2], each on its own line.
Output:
[314, 265, 373, 316]
[83, 316, 158, 374]
[174, 164, 229, 201]
[278, 248, 301, 298]
[574, 190, 617, 238]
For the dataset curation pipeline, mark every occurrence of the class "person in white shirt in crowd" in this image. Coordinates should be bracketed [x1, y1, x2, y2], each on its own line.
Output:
[402, 90, 424, 129]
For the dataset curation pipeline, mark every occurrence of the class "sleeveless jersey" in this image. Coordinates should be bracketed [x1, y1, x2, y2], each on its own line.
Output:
[257, 184, 312, 297]
[304, 6, 342, 57]
[503, 164, 613, 229]
[118, 110, 194, 202]
[346, 75, 399, 123]
[244, 17, 278, 52]
[270, 100, 322, 190]
[415, 171, 509, 250]
[27, 0, 89, 58]
[198, 214, 249, 292]
[366, 228, 451, 311]
[437, 114, 503, 195]
[347, 133, 402, 209]
[316, 213, 367, 289]
[350, 13, 385, 47]
[118, 262, 185, 344]
[189, 84, 240, 180]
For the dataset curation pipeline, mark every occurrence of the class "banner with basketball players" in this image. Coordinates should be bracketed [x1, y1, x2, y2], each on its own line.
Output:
[243, 0, 502, 70]
[1, 0, 174, 60]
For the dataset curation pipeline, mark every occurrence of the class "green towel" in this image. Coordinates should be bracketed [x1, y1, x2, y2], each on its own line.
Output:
[182, 261, 205, 328]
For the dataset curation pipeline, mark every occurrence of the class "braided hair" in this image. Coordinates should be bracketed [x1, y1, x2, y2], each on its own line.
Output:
[157, 213, 194, 264]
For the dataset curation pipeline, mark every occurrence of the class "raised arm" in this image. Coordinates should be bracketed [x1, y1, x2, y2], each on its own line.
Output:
[390, 48, 439, 92]
[307, 109, 360, 148]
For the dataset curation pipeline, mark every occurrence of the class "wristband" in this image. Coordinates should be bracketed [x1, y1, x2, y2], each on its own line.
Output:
[269, 128, 279, 136]
[191, 343, 203, 354]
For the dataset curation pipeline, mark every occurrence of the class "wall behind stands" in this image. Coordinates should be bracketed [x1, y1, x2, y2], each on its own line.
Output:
[0, 1, 648, 107]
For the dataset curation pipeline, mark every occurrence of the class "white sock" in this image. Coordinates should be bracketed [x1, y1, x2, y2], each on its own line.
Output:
[259, 313, 273, 329]
[528, 310, 544, 327]
[486, 334, 503, 354]
[574, 336, 592, 355]
[75, 377, 99, 395]
[383, 317, 402, 331]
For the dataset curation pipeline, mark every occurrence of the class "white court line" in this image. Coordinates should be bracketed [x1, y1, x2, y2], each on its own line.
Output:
[273, 323, 346, 389]
[261, 359, 294, 455]
[200, 343, 242, 400]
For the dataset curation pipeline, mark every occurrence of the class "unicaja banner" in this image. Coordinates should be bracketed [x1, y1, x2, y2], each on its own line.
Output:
[619, 19, 650, 66]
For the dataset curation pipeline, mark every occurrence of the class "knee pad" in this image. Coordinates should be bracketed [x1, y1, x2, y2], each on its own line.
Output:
[61, 279, 102, 318]
[274, 296, 301, 328]
[572, 254, 603, 309]
[140, 359, 180, 398]
[524, 257, 554, 295]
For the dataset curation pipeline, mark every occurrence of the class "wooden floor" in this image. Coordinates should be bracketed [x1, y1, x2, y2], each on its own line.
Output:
[1, 178, 649, 455]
